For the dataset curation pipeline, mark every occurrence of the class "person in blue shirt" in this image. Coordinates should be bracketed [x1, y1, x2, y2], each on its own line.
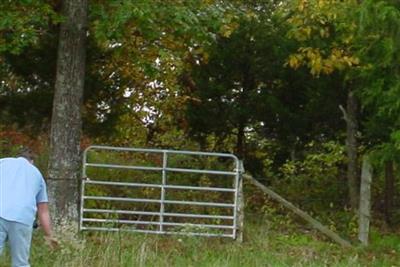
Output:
[0, 148, 57, 267]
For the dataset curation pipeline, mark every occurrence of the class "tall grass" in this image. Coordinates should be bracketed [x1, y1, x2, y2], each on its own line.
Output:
[1, 220, 399, 267]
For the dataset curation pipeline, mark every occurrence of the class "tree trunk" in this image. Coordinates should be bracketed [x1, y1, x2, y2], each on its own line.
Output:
[384, 160, 395, 226]
[344, 90, 359, 210]
[48, 0, 88, 225]
[236, 124, 245, 160]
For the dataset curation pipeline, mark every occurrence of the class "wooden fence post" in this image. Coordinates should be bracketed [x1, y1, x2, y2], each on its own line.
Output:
[359, 156, 372, 246]
[236, 160, 245, 243]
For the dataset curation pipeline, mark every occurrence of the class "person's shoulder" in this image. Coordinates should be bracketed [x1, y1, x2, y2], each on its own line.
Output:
[16, 157, 33, 167]
[29, 163, 44, 177]
[15, 157, 43, 176]
[0, 157, 18, 163]
[0, 157, 17, 161]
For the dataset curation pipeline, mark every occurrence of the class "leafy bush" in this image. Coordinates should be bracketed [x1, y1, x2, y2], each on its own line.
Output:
[274, 141, 346, 212]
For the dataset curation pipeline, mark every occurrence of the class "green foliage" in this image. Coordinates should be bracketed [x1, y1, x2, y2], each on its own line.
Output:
[283, 0, 400, 226]
[285, 0, 400, 162]
[355, 0, 400, 162]
[0, 139, 21, 158]
[0, 1, 57, 54]
[81, 0, 244, 140]
[91, 0, 239, 46]
[0, 0, 243, 138]
[275, 141, 347, 212]
[182, 1, 348, 176]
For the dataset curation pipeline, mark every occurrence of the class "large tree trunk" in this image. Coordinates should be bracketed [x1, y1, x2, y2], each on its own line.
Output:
[48, 0, 88, 225]
[384, 161, 395, 226]
[340, 89, 359, 210]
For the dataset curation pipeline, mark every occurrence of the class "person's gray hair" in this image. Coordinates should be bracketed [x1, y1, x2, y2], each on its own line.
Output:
[18, 147, 35, 161]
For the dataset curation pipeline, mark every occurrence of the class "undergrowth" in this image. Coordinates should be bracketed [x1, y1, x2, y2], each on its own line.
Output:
[1, 219, 399, 267]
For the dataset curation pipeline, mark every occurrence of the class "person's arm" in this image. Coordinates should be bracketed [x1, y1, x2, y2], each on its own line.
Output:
[37, 203, 52, 236]
[37, 203, 58, 248]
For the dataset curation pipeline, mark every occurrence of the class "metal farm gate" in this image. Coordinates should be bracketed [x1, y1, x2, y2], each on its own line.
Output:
[79, 146, 241, 238]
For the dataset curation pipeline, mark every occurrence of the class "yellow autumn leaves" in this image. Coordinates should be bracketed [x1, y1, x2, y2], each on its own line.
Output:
[286, 0, 360, 76]
[287, 47, 360, 76]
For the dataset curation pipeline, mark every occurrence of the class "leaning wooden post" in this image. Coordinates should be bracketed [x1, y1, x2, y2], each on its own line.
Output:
[236, 160, 245, 243]
[244, 174, 352, 247]
[359, 156, 372, 246]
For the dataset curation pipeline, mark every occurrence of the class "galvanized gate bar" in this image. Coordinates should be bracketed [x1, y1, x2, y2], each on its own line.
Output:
[162, 200, 235, 207]
[85, 179, 235, 192]
[81, 227, 234, 238]
[164, 167, 236, 176]
[164, 184, 235, 192]
[80, 145, 240, 239]
[83, 209, 161, 216]
[83, 196, 235, 208]
[85, 180, 163, 188]
[83, 145, 237, 158]
[85, 163, 163, 172]
[82, 218, 235, 229]
[85, 163, 236, 176]
[83, 196, 161, 203]
[82, 208, 235, 220]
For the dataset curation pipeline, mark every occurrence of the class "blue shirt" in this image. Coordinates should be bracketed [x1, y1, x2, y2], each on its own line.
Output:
[0, 157, 48, 226]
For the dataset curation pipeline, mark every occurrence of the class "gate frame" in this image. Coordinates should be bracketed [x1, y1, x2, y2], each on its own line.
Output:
[79, 145, 242, 239]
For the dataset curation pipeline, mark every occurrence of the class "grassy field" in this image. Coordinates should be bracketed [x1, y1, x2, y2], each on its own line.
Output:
[1, 220, 399, 267]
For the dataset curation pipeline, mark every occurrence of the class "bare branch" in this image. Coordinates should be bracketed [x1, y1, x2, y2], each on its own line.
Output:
[339, 104, 349, 122]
